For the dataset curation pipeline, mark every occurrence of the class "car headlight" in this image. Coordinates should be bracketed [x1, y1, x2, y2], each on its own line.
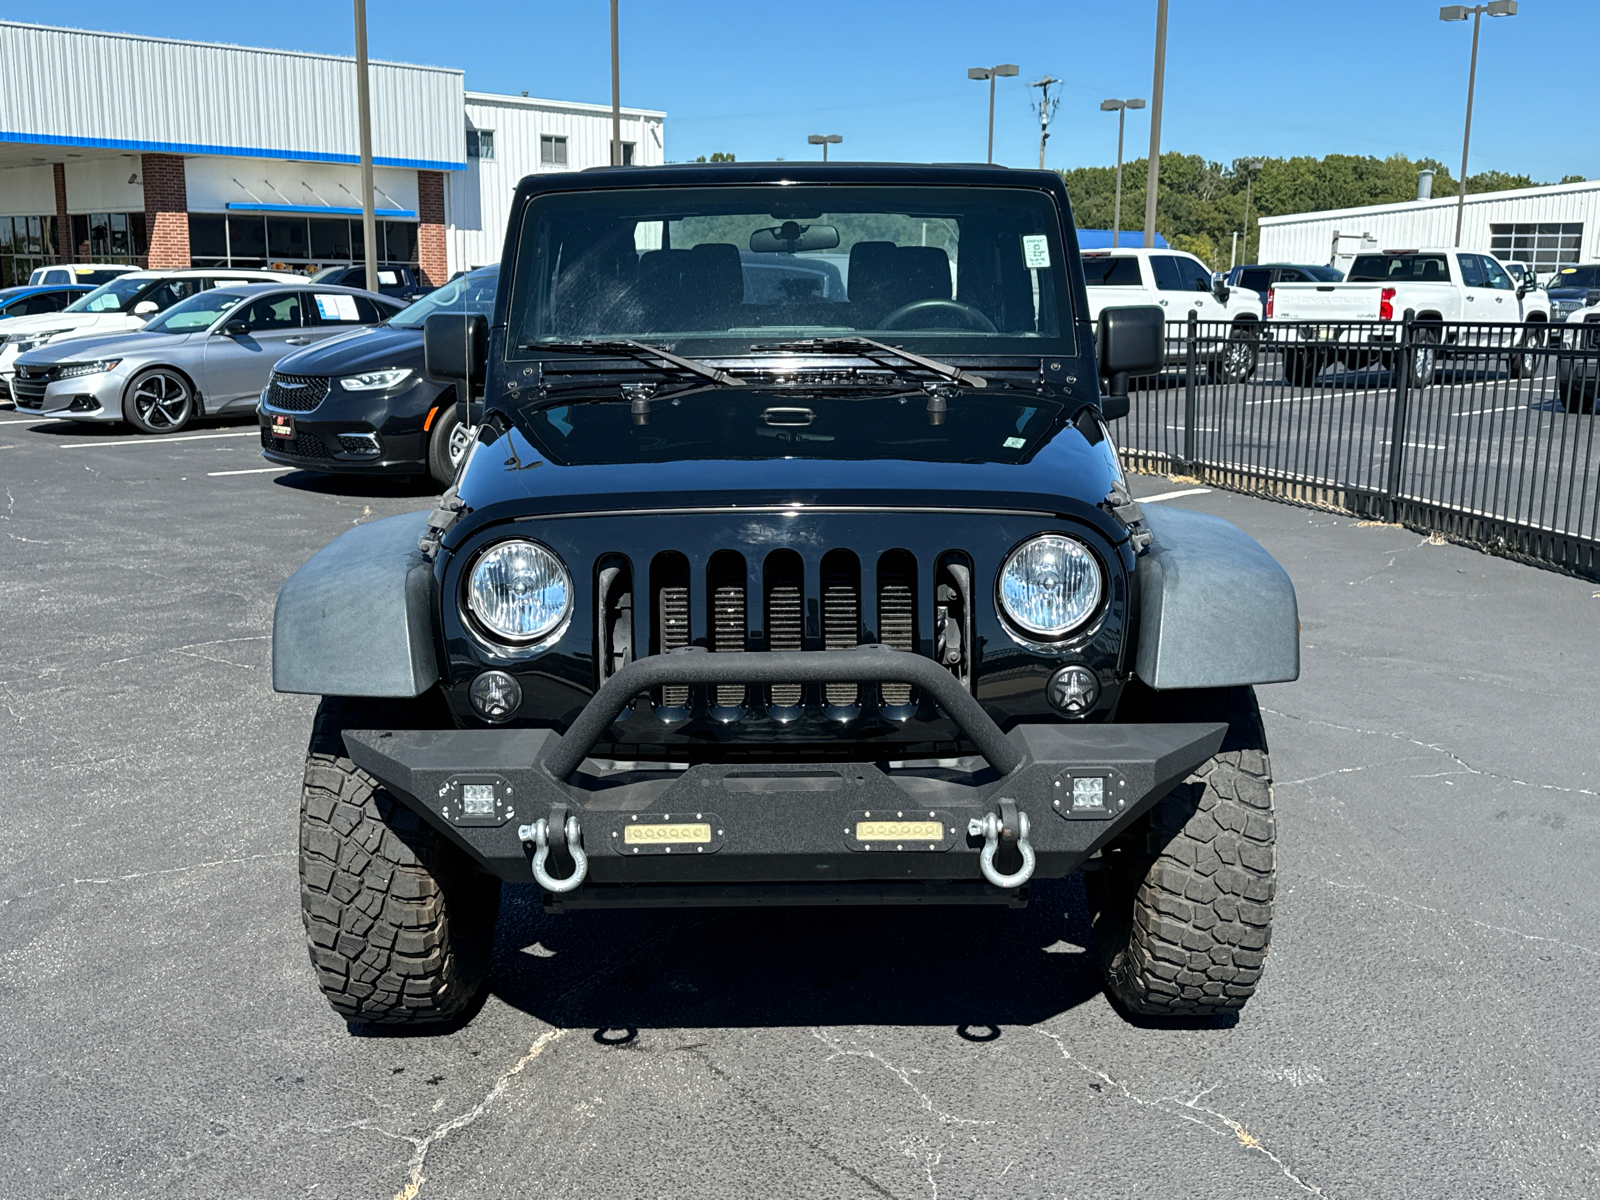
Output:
[998, 535, 1104, 637]
[338, 367, 413, 391]
[466, 539, 571, 645]
[57, 359, 120, 379]
[13, 329, 70, 352]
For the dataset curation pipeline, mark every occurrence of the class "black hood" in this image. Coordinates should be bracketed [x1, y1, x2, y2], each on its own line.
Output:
[274, 324, 422, 377]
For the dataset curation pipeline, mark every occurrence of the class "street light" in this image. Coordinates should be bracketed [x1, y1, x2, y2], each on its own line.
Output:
[807, 134, 842, 162]
[968, 63, 1019, 164]
[1100, 98, 1145, 249]
[1440, 0, 1517, 246]
[1241, 158, 1264, 264]
[352, 0, 378, 293]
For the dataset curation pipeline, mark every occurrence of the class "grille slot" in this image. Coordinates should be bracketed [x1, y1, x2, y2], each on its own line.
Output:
[650, 553, 692, 709]
[763, 551, 804, 709]
[877, 551, 918, 707]
[820, 550, 861, 708]
[708, 551, 747, 708]
[262, 427, 332, 459]
[266, 374, 331, 412]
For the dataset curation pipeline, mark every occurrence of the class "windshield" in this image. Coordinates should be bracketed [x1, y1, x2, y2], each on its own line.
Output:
[1550, 266, 1600, 290]
[389, 267, 498, 329]
[508, 185, 1071, 359]
[523, 391, 1063, 466]
[143, 290, 248, 333]
[1346, 254, 1451, 283]
[310, 266, 347, 283]
[1303, 265, 1343, 282]
[65, 275, 153, 314]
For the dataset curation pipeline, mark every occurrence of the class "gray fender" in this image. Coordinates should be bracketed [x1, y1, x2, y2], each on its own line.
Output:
[1133, 504, 1299, 690]
[272, 510, 439, 698]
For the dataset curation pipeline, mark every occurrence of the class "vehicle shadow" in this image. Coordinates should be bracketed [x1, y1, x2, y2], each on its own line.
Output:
[467, 877, 1217, 1033]
[272, 471, 441, 499]
[17, 413, 260, 438]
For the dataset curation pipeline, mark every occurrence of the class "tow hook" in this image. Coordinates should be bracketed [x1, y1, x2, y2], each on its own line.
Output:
[518, 805, 588, 893]
[967, 798, 1035, 889]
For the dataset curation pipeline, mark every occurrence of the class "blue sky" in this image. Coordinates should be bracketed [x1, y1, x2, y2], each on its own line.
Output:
[25, 1, 1598, 180]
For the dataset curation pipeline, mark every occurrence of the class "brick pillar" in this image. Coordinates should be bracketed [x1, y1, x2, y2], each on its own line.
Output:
[52, 163, 70, 262]
[140, 153, 190, 269]
[416, 170, 447, 286]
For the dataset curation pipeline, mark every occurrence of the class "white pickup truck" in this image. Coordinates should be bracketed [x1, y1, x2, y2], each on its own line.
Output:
[1081, 248, 1264, 382]
[1266, 248, 1548, 385]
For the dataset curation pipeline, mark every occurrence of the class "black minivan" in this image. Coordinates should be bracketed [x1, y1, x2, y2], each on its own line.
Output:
[259, 266, 497, 487]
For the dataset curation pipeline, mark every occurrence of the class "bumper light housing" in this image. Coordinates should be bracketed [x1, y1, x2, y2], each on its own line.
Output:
[469, 670, 523, 722]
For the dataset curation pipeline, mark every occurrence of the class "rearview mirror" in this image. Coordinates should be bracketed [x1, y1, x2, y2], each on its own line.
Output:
[1096, 305, 1164, 418]
[748, 222, 840, 253]
[424, 312, 488, 422]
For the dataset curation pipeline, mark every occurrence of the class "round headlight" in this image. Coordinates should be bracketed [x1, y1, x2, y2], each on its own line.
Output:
[466, 540, 571, 644]
[998, 535, 1103, 637]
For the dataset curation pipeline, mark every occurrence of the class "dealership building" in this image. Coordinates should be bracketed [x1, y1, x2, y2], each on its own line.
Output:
[1257, 178, 1600, 277]
[0, 21, 665, 288]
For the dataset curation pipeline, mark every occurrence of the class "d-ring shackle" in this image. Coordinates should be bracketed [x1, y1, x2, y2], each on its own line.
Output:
[517, 815, 588, 893]
[967, 807, 1035, 889]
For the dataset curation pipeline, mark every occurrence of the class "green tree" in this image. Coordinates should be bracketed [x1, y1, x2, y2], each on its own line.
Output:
[694, 152, 736, 163]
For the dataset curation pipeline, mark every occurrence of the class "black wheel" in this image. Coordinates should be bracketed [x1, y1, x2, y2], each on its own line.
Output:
[121, 367, 196, 434]
[1085, 684, 1275, 1017]
[426, 401, 474, 488]
[1410, 326, 1439, 388]
[1282, 348, 1321, 386]
[1207, 322, 1259, 383]
[1561, 372, 1597, 414]
[1507, 322, 1544, 379]
[299, 695, 501, 1026]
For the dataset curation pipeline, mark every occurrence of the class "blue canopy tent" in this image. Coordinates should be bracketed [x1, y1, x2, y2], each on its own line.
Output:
[1076, 230, 1168, 249]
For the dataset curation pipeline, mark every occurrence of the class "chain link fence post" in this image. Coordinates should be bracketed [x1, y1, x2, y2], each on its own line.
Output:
[1384, 308, 1416, 523]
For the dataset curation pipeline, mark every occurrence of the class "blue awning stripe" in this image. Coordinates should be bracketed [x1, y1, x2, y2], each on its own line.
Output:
[222, 202, 417, 219]
[0, 129, 464, 173]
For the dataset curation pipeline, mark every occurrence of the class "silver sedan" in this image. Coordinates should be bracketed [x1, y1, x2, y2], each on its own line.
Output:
[10, 282, 403, 434]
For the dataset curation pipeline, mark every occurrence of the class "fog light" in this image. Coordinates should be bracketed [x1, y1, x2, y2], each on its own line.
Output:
[469, 670, 522, 722]
[1046, 664, 1099, 717]
[1072, 777, 1105, 810]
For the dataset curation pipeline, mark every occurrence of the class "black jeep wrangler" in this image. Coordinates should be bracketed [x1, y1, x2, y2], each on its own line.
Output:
[273, 163, 1299, 1027]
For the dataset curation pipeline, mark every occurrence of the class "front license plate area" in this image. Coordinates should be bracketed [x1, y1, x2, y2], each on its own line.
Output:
[607, 812, 725, 855]
[845, 809, 957, 853]
[270, 413, 295, 439]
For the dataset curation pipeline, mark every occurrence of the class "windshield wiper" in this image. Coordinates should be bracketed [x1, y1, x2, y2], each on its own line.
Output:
[523, 338, 746, 387]
[751, 336, 987, 389]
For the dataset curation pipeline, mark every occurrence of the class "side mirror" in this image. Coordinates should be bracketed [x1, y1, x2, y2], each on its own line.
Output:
[424, 312, 488, 422]
[221, 320, 251, 337]
[1096, 306, 1163, 418]
[1213, 281, 1231, 304]
[132, 300, 159, 316]
[1587, 289, 1600, 310]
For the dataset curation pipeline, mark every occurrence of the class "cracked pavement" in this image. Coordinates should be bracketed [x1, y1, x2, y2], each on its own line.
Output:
[2, 411, 1598, 1198]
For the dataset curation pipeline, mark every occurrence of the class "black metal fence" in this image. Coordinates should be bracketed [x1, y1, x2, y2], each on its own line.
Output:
[1117, 314, 1600, 581]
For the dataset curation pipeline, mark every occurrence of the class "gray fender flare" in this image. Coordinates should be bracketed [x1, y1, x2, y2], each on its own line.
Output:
[1133, 504, 1300, 690]
[272, 510, 439, 698]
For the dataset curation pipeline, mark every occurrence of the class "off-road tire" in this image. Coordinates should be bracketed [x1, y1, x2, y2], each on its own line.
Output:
[299, 695, 501, 1025]
[1086, 684, 1275, 1016]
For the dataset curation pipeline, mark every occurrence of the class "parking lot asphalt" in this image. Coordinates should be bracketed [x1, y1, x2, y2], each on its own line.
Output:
[3, 404, 1598, 1199]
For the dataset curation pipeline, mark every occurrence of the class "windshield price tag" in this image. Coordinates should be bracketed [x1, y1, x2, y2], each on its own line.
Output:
[1021, 234, 1051, 269]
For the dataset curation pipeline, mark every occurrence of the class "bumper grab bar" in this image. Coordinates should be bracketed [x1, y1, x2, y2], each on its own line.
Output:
[541, 645, 1025, 782]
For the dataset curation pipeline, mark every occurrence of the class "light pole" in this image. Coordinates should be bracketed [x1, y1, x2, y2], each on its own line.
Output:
[352, 0, 377, 292]
[1100, 98, 1145, 249]
[968, 64, 1019, 164]
[1440, 1, 1517, 246]
[1241, 158, 1263, 263]
[1030, 76, 1060, 169]
[807, 134, 842, 162]
[1142, 0, 1168, 248]
[610, 0, 622, 165]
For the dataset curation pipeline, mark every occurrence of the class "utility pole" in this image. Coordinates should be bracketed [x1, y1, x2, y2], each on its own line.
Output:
[352, 0, 377, 292]
[1231, 231, 1240, 269]
[1101, 98, 1144, 250]
[1241, 158, 1263, 263]
[610, 0, 622, 165]
[1030, 76, 1060, 170]
[1440, 2, 1518, 246]
[1142, 0, 1168, 248]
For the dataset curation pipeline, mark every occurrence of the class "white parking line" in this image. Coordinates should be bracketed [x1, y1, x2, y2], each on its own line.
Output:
[207, 466, 293, 476]
[59, 431, 259, 449]
[1138, 487, 1212, 503]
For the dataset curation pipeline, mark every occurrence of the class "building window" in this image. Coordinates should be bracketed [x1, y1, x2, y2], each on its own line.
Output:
[187, 213, 420, 272]
[540, 135, 568, 167]
[70, 212, 147, 264]
[0, 215, 59, 287]
[466, 129, 495, 160]
[1489, 222, 1583, 273]
[621, 141, 635, 166]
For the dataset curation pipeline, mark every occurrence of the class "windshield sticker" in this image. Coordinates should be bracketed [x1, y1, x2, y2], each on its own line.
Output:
[1021, 234, 1051, 269]
[1003, 436, 1027, 449]
[315, 293, 360, 322]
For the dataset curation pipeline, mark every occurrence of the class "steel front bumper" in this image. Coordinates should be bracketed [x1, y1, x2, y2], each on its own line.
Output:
[341, 648, 1226, 909]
